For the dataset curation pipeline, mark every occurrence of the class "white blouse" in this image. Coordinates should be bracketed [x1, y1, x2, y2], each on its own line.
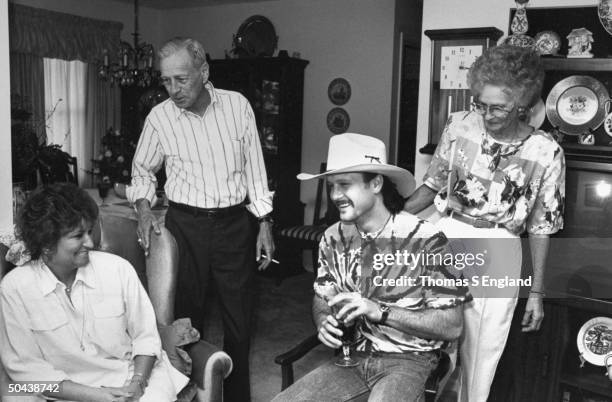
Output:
[0, 251, 187, 401]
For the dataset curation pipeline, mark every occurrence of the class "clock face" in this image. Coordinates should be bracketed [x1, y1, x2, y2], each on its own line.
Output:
[440, 45, 483, 90]
[423, 27, 503, 149]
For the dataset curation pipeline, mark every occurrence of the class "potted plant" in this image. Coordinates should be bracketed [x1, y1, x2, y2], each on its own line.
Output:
[11, 95, 76, 191]
[90, 127, 137, 198]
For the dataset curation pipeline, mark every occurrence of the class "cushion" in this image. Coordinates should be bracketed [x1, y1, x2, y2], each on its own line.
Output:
[158, 318, 201, 377]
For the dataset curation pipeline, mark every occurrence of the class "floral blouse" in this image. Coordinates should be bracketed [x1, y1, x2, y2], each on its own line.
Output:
[424, 111, 565, 235]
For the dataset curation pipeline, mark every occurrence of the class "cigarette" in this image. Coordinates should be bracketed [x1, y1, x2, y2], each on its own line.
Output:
[259, 254, 280, 264]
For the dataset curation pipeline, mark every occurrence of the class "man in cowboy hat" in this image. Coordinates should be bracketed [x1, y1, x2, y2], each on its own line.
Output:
[273, 133, 469, 401]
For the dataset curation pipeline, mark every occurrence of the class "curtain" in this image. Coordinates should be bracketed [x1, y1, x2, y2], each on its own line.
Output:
[86, 64, 121, 187]
[9, 4, 122, 63]
[43, 60, 121, 187]
[10, 4, 123, 187]
[10, 53, 45, 142]
[44, 58, 88, 185]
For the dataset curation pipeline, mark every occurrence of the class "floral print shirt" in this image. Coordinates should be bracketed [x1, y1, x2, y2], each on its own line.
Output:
[424, 111, 565, 235]
[314, 212, 470, 353]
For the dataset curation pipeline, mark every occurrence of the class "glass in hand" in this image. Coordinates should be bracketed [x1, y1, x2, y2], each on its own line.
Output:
[334, 312, 359, 368]
[318, 285, 359, 367]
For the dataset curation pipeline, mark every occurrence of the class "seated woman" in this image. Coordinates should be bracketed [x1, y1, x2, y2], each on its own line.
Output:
[0, 183, 188, 402]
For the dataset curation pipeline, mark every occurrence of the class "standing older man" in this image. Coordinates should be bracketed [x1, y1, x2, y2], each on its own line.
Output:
[127, 37, 275, 401]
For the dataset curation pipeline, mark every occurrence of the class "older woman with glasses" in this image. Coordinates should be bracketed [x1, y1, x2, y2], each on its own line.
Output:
[0, 183, 187, 402]
[404, 45, 565, 402]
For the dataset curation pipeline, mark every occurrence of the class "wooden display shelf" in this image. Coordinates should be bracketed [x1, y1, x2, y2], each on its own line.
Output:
[560, 372, 612, 398]
[560, 143, 612, 163]
[548, 295, 612, 316]
[542, 58, 612, 72]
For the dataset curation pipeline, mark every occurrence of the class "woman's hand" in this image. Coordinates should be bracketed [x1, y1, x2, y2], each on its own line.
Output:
[521, 294, 544, 332]
[123, 380, 145, 401]
[98, 386, 133, 402]
[121, 373, 148, 402]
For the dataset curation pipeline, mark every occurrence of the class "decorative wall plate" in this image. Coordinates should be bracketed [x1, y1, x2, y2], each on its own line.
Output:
[534, 30, 561, 55]
[328, 78, 351, 105]
[545, 75, 610, 135]
[232, 15, 278, 57]
[604, 112, 612, 137]
[501, 33, 536, 49]
[327, 107, 350, 134]
[598, 0, 612, 36]
[577, 316, 612, 366]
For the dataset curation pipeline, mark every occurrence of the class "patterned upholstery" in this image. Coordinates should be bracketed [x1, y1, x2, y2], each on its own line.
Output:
[278, 224, 327, 243]
[276, 163, 337, 270]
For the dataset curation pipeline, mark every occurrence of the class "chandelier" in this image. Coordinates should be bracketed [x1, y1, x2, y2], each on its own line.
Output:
[98, 0, 159, 87]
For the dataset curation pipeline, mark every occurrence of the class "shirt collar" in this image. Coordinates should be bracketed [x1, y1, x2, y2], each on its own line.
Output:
[37, 259, 97, 296]
[172, 81, 219, 121]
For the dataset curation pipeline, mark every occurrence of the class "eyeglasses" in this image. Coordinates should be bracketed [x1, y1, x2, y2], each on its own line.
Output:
[470, 101, 515, 118]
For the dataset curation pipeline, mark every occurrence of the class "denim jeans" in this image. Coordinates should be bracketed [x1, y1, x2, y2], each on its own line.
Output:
[272, 350, 439, 402]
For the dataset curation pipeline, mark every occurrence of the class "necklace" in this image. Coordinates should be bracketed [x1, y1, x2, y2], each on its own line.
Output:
[356, 213, 392, 241]
[481, 131, 527, 171]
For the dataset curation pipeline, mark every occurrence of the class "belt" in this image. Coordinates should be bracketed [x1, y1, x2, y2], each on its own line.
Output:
[169, 201, 246, 218]
[362, 340, 438, 357]
[447, 210, 500, 229]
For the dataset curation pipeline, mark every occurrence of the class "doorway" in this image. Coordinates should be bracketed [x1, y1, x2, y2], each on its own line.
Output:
[396, 39, 422, 173]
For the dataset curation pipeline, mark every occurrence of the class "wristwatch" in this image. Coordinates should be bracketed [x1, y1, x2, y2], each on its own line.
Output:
[378, 303, 390, 325]
[258, 214, 274, 224]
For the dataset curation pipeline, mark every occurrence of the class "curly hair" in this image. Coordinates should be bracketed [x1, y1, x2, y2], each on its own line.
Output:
[467, 44, 544, 107]
[17, 183, 98, 260]
[362, 173, 405, 214]
[159, 37, 207, 69]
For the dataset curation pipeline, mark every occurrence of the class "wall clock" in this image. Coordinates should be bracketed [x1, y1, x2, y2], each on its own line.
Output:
[421, 27, 503, 154]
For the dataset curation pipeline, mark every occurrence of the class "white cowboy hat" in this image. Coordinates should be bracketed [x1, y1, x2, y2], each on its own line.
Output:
[297, 133, 416, 197]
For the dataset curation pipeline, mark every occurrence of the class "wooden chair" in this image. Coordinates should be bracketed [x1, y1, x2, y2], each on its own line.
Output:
[67, 156, 78, 186]
[276, 163, 338, 269]
[274, 335, 451, 401]
[273, 165, 451, 399]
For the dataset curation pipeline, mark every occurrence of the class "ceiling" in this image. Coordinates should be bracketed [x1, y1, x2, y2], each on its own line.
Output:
[112, 0, 276, 10]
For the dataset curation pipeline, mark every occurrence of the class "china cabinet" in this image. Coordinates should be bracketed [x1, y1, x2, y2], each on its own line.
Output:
[209, 57, 308, 230]
[489, 7, 612, 402]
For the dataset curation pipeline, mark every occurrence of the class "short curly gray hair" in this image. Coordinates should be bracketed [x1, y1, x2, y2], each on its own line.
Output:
[467, 44, 544, 107]
[158, 37, 207, 69]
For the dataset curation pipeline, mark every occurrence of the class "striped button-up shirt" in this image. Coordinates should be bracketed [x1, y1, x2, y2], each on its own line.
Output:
[127, 82, 273, 217]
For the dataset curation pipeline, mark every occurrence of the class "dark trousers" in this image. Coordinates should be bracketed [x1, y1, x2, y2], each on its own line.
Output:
[165, 205, 255, 402]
